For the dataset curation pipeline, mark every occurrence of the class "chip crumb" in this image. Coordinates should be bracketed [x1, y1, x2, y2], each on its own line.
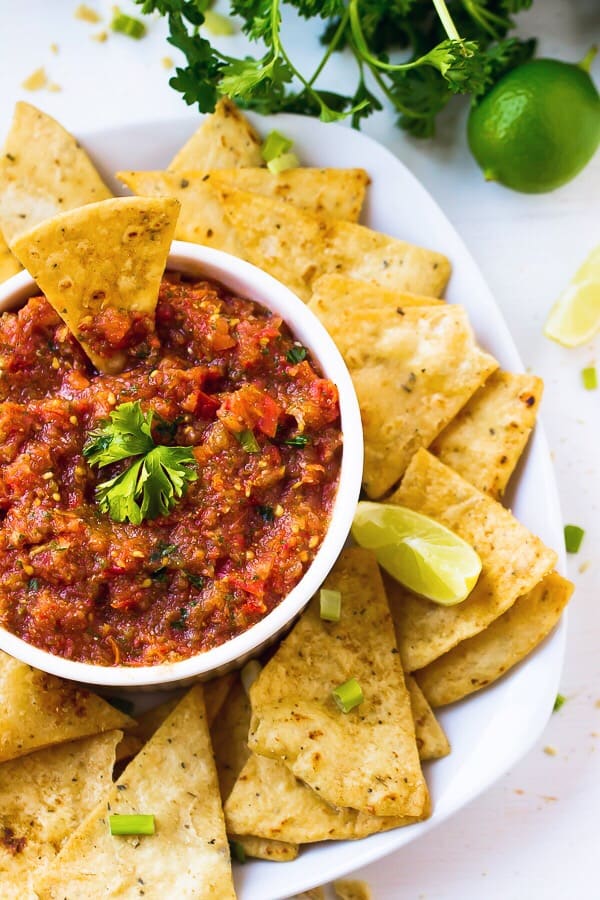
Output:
[595, 699, 600, 709]
[48, 83, 62, 93]
[161, 56, 174, 69]
[514, 788, 525, 795]
[50, 42, 59, 54]
[75, 3, 102, 23]
[543, 745, 557, 756]
[579, 560, 591, 574]
[91, 29, 108, 42]
[334, 879, 373, 900]
[540, 794, 558, 802]
[21, 67, 48, 91]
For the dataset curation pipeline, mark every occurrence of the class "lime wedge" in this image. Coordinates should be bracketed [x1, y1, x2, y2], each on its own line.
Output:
[351, 502, 482, 606]
[544, 245, 600, 347]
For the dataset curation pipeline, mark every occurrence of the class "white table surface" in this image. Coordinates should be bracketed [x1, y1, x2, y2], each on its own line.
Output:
[0, 2, 598, 898]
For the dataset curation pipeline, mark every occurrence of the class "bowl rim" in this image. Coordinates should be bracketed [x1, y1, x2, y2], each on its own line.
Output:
[0, 240, 363, 688]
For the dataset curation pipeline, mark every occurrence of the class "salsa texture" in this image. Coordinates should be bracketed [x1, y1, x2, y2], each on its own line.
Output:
[0, 274, 342, 665]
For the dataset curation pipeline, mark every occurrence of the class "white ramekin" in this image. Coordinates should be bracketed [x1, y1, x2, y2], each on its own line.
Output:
[0, 241, 363, 689]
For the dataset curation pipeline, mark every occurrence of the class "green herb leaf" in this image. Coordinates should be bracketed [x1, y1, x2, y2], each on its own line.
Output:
[286, 345, 307, 364]
[83, 401, 154, 466]
[284, 434, 310, 447]
[553, 693, 566, 713]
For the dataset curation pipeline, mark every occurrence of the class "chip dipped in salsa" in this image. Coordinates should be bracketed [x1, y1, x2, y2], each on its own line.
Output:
[0, 273, 342, 666]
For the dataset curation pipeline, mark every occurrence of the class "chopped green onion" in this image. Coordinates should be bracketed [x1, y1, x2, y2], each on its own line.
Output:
[582, 366, 598, 390]
[553, 693, 566, 713]
[261, 130, 293, 163]
[320, 588, 341, 622]
[332, 677, 363, 713]
[203, 10, 235, 36]
[241, 659, 262, 696]
[236, 429, 260, 453]
[111, 10, 146, 39]
[229, 839, 247, 863]
[564, 524, 585, 553]
[109, 814, 155, 835]
[286, 345, 307, 364]
[284, 434, 310, 447]
[267, 152, 300, 174]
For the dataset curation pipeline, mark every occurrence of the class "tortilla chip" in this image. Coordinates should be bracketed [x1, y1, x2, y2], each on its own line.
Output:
[334, 880, 373, 900]
[35, 685, 236, 899]
[225, 753, 427, 844]
[0, 102, 112, 244]
[0, 652, 133, 763]
[414, 572, 573, 707]
[307, 299, 497, 498]
[208, 167, 369, 222]
[406, 674, 450, 760]
[310, 273, 445, 312]
[430, 370, 544, 498]
[387, 450, 558, 671]
[10, 196, 180, 373]
[0, 232, 20, 282]
[292, 890, 325, 900]
[0, 730, 121, 899]
[114, 733, 143, 763]
[169, 97, 263, 171]
[248, 547, 428, 818]
[211, 678, 299, 861]
[205, 672, 236, 724]
[217, 187, 451, 302]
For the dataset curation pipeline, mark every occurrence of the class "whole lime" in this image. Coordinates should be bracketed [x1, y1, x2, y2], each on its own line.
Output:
[468, 53, 600, 193]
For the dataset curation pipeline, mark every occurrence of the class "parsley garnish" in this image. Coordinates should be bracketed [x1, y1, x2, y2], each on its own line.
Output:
[284, 434, 310, 447]
[186, 572, 205, 589]
[84, 401, 198, 525]
[134, 0, 535, 137]
[553, 693, 566, 713]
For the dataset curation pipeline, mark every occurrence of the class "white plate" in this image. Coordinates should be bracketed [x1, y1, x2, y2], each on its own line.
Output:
[78, 114, 567, 899]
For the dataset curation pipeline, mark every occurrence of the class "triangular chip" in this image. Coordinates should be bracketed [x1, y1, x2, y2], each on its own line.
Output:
[211, 679, 299, 861]
[334, 880, 373, 900]
[248, 548, 428, 818]
[35, 685, 236, 899]
[217, 187, 451, 302]
[0, 102, 112, 244]
[307, 297, 497, 498]
[406, 675, 450, 760]
[225, 753, 427, 844]
[430, 370, 544, 498]
[387, 450, 558, 671]
[0, 730, 121, 898]
[414, 571, 573, 707]
[168, 97, 263, 171]
[0, 232, 20, 282]
[10, 196, 180, 373]
[0, 652, 133, 763]
[310, 273, 445, 311]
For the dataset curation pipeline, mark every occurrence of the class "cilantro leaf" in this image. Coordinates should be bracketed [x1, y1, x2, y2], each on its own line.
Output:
[86, 401, 198, 524]
[83, 401, 154, 466]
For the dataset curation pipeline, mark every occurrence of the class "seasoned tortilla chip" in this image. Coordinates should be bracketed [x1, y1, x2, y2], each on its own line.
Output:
[387, 450, 558, 671]
[430, 370, 544, 498]
[11, 196, 179, 373]
[307, 300, 497, 498]
[292, 890, 325, 900]
[205, 672, 236, 724]
[0, 652, 133, 763]
[0, 730, 121, 900]
[169, 97, 263, 171]
[414, 571, 573, 707]
[406, 675, 450, 760]
[114, 733, 143, 763]
[310, 273, 445, 312]
[0, 102, 111, 244]
[0, 232, 20, 282]
[334, 880, 373, 900]
[36, 685, 236, 899]
[211, 679, 299, 861]
[217, 188, 451, 302]
[208, 167, 369, 222]
[225, 753, 428, 844]
[248, 548, 428, 818]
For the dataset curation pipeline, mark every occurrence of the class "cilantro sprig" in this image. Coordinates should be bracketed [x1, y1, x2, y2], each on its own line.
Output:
[134, 0, 535, 137]
[83, 401, 198, 525]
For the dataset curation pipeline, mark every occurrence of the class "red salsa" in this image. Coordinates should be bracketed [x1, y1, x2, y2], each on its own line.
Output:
[0, 274, 342, 665]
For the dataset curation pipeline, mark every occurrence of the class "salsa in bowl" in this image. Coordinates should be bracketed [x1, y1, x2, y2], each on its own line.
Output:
[0, 242, 363, 688]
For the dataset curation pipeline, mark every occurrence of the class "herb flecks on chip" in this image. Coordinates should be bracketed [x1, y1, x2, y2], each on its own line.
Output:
[84, 400, 198, 524]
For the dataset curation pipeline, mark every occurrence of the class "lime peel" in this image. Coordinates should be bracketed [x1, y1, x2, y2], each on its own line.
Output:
[351, 501, 482, 606]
